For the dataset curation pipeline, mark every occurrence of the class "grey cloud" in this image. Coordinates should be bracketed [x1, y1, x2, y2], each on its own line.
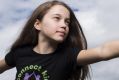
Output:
[0, 0, 35, 28]
[74, 0, 119, 80]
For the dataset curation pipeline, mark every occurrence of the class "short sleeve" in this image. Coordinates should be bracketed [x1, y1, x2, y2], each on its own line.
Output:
[5, 50, 16, 67]
[71, 48, 80, 65]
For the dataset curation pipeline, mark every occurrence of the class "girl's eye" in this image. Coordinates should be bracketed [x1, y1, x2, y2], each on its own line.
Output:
[54, 17, 60, 21]
[65, 20, 70, 25]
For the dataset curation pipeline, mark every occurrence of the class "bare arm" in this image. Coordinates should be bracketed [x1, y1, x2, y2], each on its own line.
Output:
[0, 59, 12, 74]
[77, 40, 119, 65]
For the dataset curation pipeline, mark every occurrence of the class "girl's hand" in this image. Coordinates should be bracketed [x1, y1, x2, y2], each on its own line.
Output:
[0, 59, 12, 74]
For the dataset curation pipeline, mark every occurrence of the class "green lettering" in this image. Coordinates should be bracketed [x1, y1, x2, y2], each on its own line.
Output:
[18, 73, 22, 78]
[34, 65, 38, 70]
[24, 66, 29, 71]
[29, 65, 33, 69]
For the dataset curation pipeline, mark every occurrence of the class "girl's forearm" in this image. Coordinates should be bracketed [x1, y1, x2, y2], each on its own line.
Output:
[101, 40, 119, 60]
[0, 59, 11, 74]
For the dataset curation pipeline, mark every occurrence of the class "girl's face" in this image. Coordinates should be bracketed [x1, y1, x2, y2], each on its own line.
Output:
[35, 5, 70, 43]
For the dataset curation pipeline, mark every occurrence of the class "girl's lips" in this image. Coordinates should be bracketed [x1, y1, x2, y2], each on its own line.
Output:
[56, 31, 65, 36]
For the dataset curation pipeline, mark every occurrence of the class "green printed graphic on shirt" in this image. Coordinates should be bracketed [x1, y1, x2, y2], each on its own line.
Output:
[16, 65, 50, 80]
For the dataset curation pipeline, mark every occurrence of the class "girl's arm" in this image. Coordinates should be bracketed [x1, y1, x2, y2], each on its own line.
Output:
[0, 59, 12, 74]
[77, 40, 119, 65]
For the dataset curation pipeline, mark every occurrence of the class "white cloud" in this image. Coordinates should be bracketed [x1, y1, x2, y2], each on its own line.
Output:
[0, 19, 26, 80]
[75, 10, 106, 47]
[74, 0, 119, 79]
[0, 0, 38, 28]
[0, 19, 26, 58]
[76, 0, 119, 80]
[0, 68, 16, 80]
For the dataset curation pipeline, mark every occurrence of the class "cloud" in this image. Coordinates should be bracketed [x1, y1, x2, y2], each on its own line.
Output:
[0, 19, 26, 59]
[75, 0, 119, 45]
[75, 0, 119, 80]
[75, 10, 106, 47]
[0, 19, 26, 80]
[0, 0, 36, 28]
[0, 0, 80, 28]
[0, 68, 16, 80]
[96, 0, 119, 40]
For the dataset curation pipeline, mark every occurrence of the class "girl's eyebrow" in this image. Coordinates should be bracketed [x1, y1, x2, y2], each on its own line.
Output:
[52, 13, 70, 19]
[52, 13, 61, 17]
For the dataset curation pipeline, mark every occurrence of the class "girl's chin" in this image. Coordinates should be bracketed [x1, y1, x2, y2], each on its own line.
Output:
[51, 36, 67, 43]
[55, 38, 66, 43]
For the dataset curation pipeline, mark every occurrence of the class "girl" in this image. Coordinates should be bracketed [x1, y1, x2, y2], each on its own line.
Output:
[0, 0, 119, 80]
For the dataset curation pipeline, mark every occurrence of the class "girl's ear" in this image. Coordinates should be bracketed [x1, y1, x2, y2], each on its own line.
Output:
[34, 19, 42, 30]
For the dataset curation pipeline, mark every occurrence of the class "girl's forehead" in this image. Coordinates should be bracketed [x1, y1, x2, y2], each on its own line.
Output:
[47, 5, 70, 18]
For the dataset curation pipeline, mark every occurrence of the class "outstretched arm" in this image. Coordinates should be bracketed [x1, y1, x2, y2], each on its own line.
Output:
[0, 59, 12, 74]
[77, 40, 119, 65]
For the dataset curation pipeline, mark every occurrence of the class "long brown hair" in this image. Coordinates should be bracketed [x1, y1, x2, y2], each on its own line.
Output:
[10, 0, 90, 80]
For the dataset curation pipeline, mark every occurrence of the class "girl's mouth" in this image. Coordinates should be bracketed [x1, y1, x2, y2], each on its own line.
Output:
[56, 31, 65, 37]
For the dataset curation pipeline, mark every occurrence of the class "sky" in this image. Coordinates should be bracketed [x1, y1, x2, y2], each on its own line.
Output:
[0, 0, 119, 80]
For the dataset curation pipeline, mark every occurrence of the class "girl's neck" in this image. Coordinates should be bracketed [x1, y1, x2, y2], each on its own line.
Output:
[33, 35, 58, 54]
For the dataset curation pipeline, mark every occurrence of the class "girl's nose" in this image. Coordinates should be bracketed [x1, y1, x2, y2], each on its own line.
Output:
[60, 21, 67, 29]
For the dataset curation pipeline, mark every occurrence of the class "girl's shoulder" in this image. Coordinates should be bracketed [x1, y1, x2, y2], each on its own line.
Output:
[8, 46, 32, 55]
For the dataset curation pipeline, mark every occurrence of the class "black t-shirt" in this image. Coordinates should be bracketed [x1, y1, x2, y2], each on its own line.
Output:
[5, 46, 80, 80]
